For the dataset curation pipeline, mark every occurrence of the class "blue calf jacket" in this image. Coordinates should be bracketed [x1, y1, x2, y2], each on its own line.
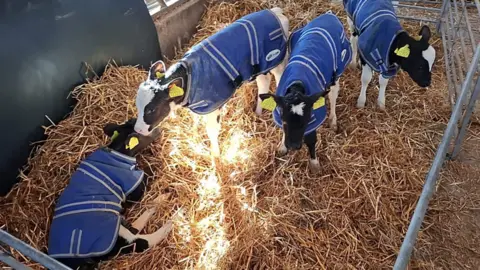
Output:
[273, 12, 352, 135]
[344, 0, 404, 78]
[180, 9, 288, 114]
[48, 149, 144, 259]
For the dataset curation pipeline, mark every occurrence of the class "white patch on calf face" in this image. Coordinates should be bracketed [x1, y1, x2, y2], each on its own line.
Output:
[165, 62, 182, 78]
[134, 82, 156, 135]
[422, 45, 436, 71]
[290, 102, 305, 116]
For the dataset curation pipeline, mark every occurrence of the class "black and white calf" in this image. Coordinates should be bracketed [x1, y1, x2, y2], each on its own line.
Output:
[343, 0, 436, 109]
[134, 8, 289, 157]
[259, 12, 352, 172]
[48, 119, 172, 270]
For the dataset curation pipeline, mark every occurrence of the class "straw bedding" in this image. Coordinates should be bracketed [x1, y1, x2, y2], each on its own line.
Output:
[0, 0, 453, 269]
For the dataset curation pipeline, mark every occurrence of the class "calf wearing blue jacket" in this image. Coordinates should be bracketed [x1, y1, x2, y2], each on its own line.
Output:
[134, 8, 289, 157]
[48, 119, 172, 270]
[344, 0, 436, 110]
[260, 12, 352, 172]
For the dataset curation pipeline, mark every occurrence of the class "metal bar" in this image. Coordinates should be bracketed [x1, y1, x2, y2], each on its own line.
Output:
[0, 252, 33, 270]
[460, 0, 477, 53]
[393, 3, 441, 11]
[451, 75, 480, 159]
[397, 14, 438, 23]
[446, 1, 461, 97]
[396, 0, 476, 7]
[436, 0, 448, 33]
[475, 0, 480, 21]
[396, 0, 442, 4]
[0, 229, 72, 270]
[393, 45, 480, 270]
[453, 0, 470, 70]
[442, 18, 456, 106]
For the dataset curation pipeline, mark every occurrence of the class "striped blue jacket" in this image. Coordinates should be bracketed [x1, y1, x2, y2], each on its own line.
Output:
[273, 12, 352, 134]
[180, 9, 288, 114]
[48, 149, 144, 259]
[344, 0, 404, 78]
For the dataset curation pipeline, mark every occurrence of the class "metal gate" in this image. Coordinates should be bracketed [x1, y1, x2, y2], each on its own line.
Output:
[392, 0, 480, 269]
[1, 1, 479, 269]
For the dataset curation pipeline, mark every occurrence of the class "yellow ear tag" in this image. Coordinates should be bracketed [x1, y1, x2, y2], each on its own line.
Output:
[155, 72, 165, 79]
[312, 97, 325, 110]
[394, 44, 410, 58]
[126, 137, 139, 150]
[168, 84, 184, 98]
[111, 130, 120, 141]
[414, 35, 422, 41]
[260, 97, 277, 111]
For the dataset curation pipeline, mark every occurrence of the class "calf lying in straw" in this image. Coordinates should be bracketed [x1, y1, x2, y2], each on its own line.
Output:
[260, 11, 352, 172]
[47, 119, 172, 270]
[343, 0, 436, 109]
[134, 8, 289, 157]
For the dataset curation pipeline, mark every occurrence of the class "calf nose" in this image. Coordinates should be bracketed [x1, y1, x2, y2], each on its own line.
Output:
[286, 142, 302, 150]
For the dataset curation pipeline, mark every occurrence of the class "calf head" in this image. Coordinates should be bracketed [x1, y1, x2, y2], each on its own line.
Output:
[103, 118, 161, 156]
[134, 60, 186, 135]
[260, 82, 326, 150]
[391, 25, 436, 87]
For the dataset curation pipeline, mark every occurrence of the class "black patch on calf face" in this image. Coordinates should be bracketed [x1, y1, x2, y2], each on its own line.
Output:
[260, 82, 325, 150]
[390, 26, 434, 87]
[103, 119, 161, 156]
[143, 89, 172, 130]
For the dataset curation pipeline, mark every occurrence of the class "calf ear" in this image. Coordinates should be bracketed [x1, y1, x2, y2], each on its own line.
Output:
[103, 123, 121, 138]
[259, 93, 282, 111]
[306, 92, 327, 108]
[148, 60, 167, 81]
[418, 25, 431, 43]
[166, 78, 185, 98]
[125, 118, 137, 127]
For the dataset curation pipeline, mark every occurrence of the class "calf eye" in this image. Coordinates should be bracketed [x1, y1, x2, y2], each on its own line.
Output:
[145, 108, 155, 115]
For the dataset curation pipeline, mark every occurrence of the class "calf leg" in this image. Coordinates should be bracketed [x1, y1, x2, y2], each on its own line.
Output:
[378, 74, 389, 110]
[204, 109, 221, 157]
[328, 79, 340, 132]
[131, 193, 171, 231]
[277, 132, 288, 157]
[304, 132, 320, 173]
[271, 56, 287, 88]
[131, 208, 156, 232]
[119, 221, 173, 248]
[255, 73, 272, 115]
[347, 17, 358, 68]
[357, 64, 373, 108]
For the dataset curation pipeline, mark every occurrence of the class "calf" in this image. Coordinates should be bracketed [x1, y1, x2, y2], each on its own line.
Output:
[259, 12, 352, 172]
[48, 119, 172, 270]
[343, 0, 436, 109]
[134, 8, 289, 157]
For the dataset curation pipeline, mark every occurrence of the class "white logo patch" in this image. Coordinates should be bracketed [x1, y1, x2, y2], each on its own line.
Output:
[290, 102, 305, 116]
[341, 49, 347, 62]
[422, 45, 436, 71]
[266, 49, 281, 62]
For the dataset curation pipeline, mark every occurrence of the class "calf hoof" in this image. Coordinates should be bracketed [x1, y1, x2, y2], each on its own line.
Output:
[377, 101, 386, 110]
[329, 120, 338, 133]
[276, 145, 288, 157]
[211, 146, 221, 157]
[309, 159, 321, 173]
[255, 107, 263, 116]
[156, 220, 174, 242]
[356, 101, 365, 109]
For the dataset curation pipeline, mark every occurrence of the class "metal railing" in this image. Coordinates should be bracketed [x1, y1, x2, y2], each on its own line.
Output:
[0, 229, 72, 269]
[392, 0, 480, 269]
